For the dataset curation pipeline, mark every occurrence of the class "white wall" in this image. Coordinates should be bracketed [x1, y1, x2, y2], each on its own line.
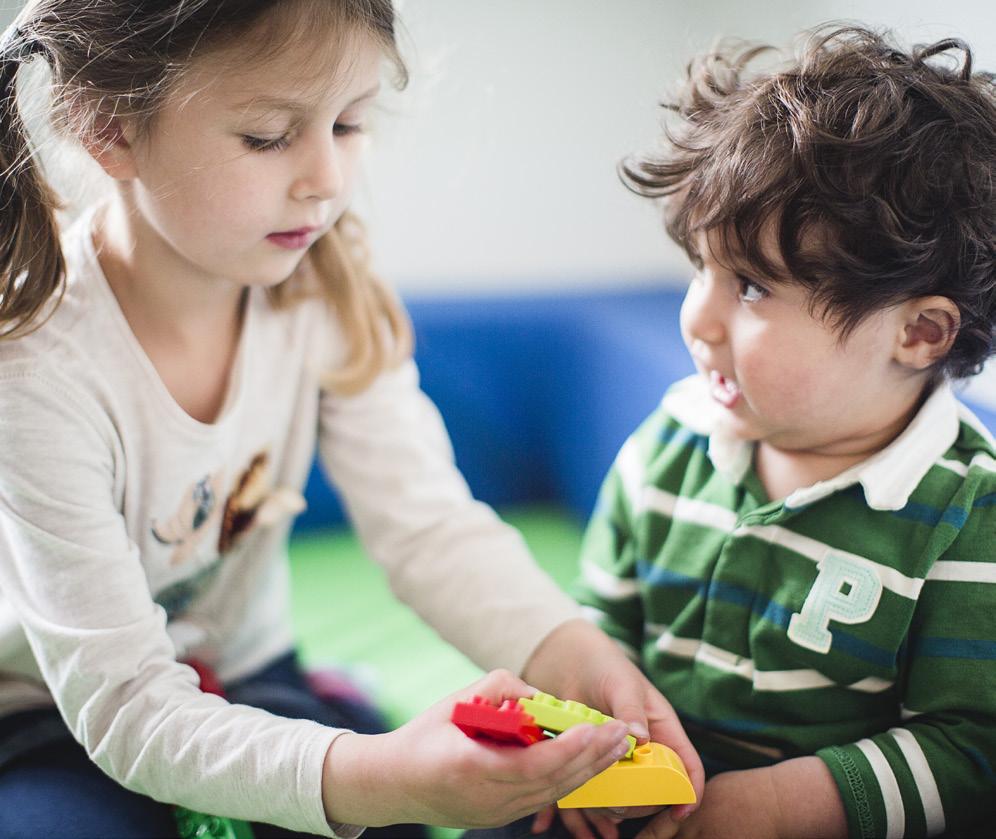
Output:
[363, 0, 995, 293]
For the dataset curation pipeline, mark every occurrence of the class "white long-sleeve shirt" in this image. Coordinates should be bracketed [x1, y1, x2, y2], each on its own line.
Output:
[0, 213, 581, 836]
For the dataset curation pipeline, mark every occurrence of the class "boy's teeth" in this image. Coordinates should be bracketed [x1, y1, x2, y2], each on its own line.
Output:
[709, 370, 741, 406]
[710, 370, 738, 393]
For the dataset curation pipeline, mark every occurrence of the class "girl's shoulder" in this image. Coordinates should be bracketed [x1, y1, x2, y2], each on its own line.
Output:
[0, 211, 106, 393]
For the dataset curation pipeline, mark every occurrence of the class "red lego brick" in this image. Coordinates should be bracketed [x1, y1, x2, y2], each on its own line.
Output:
[451, 695, 544, 746]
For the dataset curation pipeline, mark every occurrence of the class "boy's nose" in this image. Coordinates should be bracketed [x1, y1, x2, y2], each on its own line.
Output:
[291, 136, 344, 202]
[680, 279, 726, 347]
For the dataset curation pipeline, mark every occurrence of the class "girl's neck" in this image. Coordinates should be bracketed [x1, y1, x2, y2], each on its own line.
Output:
[94, 196, 247, 424]
[95, 195, 245, 343]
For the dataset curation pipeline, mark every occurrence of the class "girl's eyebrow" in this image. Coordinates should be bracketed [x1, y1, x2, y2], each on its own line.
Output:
[232, 85, 381, 115]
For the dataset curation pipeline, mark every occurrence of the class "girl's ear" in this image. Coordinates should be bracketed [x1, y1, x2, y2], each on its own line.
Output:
[894, 296, 960, 370]
[79, 112, 139, 181]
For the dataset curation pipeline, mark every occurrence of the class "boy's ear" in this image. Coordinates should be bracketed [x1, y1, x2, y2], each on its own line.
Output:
[79, 112, 139, 181]
[894, 296, 960, 371]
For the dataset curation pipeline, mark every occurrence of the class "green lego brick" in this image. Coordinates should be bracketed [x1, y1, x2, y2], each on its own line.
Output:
[174, 808, 255, 839]
[517, 692, 636, 758]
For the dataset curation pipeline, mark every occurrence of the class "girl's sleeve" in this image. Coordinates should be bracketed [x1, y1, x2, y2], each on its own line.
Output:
[0, 374, 351, 838]
[316, 359, 582, 675]
[815, 498, 996, 838]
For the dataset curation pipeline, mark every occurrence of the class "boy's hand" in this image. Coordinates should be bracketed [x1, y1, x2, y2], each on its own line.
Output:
[522, 619, 705, 820]
[321, 669, 633, 829]
[633, 758, 847, 839]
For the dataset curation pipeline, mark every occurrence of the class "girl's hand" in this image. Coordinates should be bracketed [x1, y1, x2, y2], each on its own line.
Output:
[522, 619, 705, 820]
[321, 669, 633, 829]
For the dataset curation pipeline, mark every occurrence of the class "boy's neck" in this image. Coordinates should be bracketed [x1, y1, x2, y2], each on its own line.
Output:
[752, 391, 927, 501]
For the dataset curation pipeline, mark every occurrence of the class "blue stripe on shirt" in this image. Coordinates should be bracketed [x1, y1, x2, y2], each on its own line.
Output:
[891, 501, 968, 529]
[914, 637, 996, 660]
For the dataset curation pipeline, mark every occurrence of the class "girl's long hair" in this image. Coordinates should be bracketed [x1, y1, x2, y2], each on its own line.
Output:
[0, 0, 411, 394]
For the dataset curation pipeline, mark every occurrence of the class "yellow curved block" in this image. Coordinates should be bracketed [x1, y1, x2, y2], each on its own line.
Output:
[557, 742, 696, 808]
[518, 692, 636, 758]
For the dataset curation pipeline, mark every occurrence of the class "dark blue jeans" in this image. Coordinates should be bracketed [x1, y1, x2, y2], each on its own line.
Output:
[0, 653, 426, 839]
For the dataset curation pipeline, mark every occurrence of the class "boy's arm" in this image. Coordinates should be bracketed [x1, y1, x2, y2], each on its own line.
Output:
[641, 756, 847, 839]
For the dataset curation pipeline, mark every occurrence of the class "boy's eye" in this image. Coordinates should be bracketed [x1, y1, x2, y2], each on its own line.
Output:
[737, 276, 767, 303]
[242, 134, 291, 152]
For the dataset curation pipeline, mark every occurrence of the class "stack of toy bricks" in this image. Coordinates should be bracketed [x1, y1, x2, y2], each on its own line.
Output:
[451, 691, 696, 808]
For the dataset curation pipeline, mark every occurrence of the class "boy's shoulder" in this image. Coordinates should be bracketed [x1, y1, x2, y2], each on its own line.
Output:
[918, 399, 996, 499]
[613, 376, 731, 497]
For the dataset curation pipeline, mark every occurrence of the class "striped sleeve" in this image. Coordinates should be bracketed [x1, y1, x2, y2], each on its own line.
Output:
[817, 489, 996, 838]
[572, 410, 673, 661]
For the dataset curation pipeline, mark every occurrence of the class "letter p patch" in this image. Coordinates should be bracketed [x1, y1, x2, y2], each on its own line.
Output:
[787, 552, 883, 654]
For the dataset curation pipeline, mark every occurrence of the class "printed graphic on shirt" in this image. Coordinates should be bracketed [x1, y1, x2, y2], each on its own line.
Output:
[787, 551, 883, 654]
[155, 562, 222, 620]
[217, 452, 305, 553]
[151, 474, 226, 566]
[151, 451, 306, 618]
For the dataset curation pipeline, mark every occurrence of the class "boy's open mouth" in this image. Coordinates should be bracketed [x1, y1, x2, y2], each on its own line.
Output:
[710, 370, 741, 409]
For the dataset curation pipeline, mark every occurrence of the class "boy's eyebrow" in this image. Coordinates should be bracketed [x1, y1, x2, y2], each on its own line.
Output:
[231, 85, 381, 115]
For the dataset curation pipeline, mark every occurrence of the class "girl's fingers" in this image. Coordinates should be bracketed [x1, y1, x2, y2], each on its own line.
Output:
[558, 807, 601, 839]
[634, 809, 681, 839]
[531, 805, 556, 835]
[486, 719, 628, 793]
[580, 809, 623, 839]
[538, 722, 631, 799]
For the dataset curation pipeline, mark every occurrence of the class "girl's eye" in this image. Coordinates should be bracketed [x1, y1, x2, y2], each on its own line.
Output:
[737, 276, 767, 303]
[241, 134, 291, 152]
[333, 122, 363, 137]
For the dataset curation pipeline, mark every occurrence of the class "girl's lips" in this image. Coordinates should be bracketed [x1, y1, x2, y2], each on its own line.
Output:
[709, 370, 741, 409]
[266, 228, 318, 250]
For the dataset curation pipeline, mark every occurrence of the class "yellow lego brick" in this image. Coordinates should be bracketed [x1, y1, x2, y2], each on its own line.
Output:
[518, 692, 636, 757]
[557, 742, 696, 808]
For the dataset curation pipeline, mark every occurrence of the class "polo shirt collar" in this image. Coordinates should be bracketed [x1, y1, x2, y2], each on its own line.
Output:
[662, 375, 961, 511]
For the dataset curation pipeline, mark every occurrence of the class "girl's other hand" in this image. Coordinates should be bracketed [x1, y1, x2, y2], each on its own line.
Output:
[321, 669, 633, 829]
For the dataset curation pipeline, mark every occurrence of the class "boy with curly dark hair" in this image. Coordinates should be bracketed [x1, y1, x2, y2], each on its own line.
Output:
[566, 24, 996, 839]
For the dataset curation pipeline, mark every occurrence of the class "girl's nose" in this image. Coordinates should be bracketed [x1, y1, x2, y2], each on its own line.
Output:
[680, 277, 726, 347]
[291, 135, 344, 202]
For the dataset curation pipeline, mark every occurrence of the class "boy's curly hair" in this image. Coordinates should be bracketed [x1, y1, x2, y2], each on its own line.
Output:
[622, 25, 996, 378]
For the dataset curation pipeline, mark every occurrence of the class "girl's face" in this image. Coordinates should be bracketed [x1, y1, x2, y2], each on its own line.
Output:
[122, 29, 383, 288]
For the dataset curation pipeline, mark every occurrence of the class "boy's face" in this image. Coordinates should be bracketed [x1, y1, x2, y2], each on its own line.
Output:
[679, 229, 921, 458]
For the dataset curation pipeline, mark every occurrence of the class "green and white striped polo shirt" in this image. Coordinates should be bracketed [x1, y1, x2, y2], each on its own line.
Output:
[574, 375, 996, 838]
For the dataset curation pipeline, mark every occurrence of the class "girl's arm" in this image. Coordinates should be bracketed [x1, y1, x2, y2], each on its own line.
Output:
[317, 358, 584, 674]
[0, 373, 342, 836]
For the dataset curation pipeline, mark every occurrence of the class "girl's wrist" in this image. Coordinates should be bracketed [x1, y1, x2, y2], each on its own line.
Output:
[321, 730, 397, 828]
